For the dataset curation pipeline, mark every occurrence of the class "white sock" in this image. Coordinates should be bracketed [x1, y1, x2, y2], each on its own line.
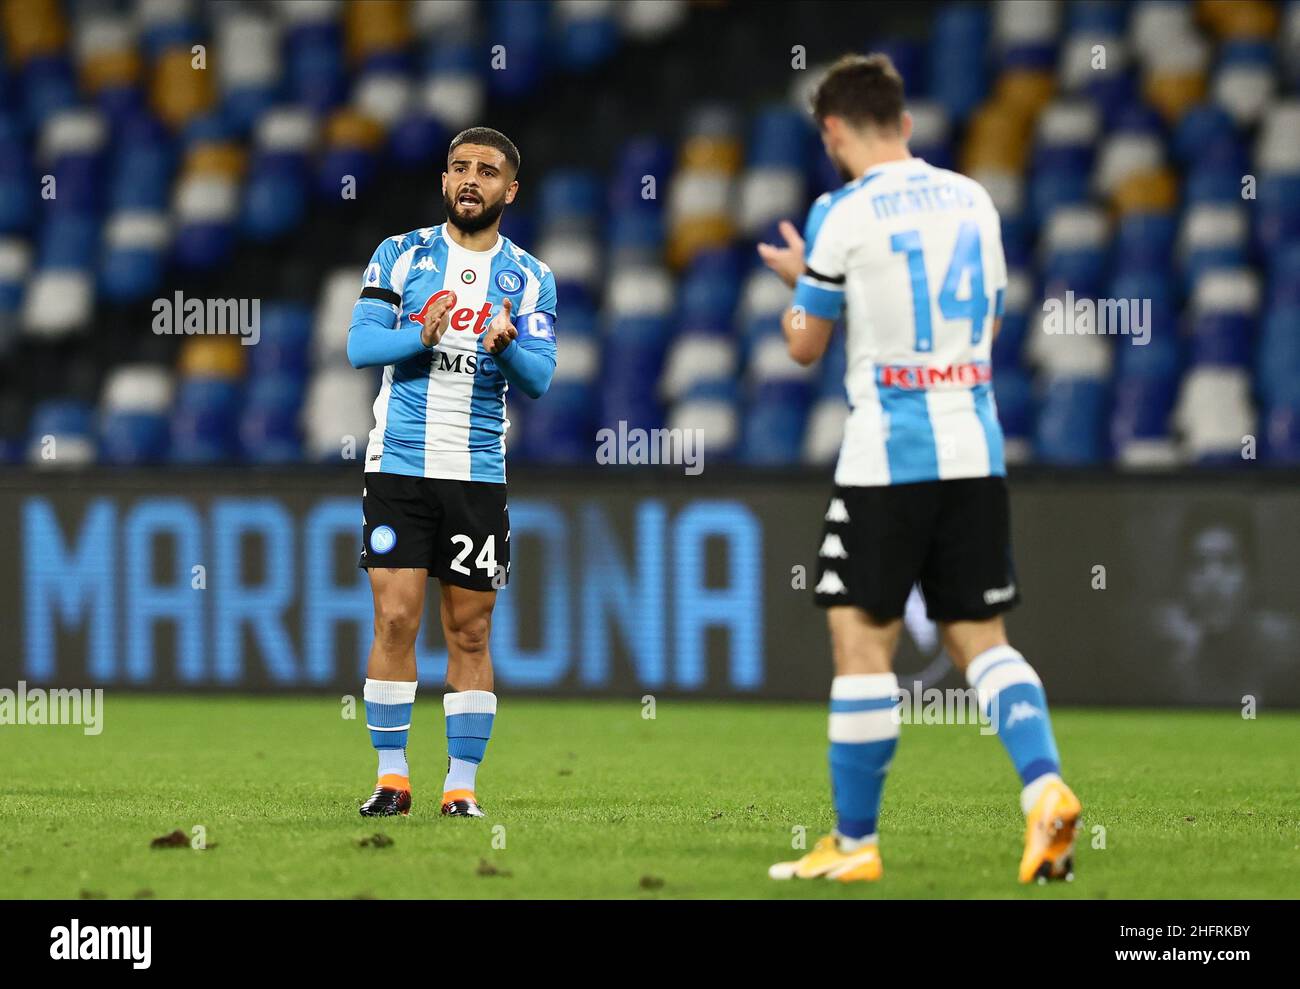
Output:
[1020, 772, 1063, 815]
[835, 831, 878, 851]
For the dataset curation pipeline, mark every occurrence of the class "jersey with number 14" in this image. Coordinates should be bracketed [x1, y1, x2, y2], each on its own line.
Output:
[794, 158, 1009, 488]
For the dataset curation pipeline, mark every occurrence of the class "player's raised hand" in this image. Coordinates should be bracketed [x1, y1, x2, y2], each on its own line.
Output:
[483, 297, 518, 355]
[757, 220, 806, 289]
[421, 290, 457, 348]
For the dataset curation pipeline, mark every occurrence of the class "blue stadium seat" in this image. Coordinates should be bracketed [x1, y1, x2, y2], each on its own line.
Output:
[240, 374, 304, 463]
[1257, 306, 1300, 408]
[249, 303, 313, 380]
[1035, 378, 1111, 465]
[0, 114, 35, 233]
[1114, 213, 1177, 273]
[100, 411, 170, 464]
[1111, 374, 1178, 450]
[1172, 104, 1237, 166]
[539, 170, 603, 233]
[741, 380, 809, 465]
[678, 248, 740, 328]
[610, 136, 673, 215]
[286, 18, 347, 112]
[993, 367, 1035, 451]
[22, 55, 78, 128]
[27, 397, 96, 465]
[488, 1, 547, 99]
[100, 211, 169, 302]
[929, 5, 989, 121]
[107, 115, 175, 212]
[747, 106, 813, 169]
[170, 379, 241, 463]
[1256, 174, 1300, 256]
[1264, 403, 1300, 465]
[557, 2, 620, 71]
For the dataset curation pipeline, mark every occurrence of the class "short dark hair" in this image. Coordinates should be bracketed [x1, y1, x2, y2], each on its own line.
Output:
[810, 53, 906, 131]
[448, 126, 520, 174]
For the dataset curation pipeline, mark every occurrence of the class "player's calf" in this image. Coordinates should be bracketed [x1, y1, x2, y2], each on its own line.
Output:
[963, 644, 1081, 882]
[440, 689, 496, 819]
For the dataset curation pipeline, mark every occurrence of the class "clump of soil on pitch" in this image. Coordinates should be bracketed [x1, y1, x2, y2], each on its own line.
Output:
[476, 858, 512, 878]
[357, 833, 394, 848]
[151, 829, 188, 848]
[639, 875, 665, 890]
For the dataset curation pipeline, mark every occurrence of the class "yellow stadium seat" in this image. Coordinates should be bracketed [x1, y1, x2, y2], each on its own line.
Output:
[345, 0, 411, 61]
[184, 142, 247, 180]
[1112, 168, 1180, 215]
[1145, 70, 1207, 122]
[1, 0, 66, 64]
[995, 70, 1056, 118]
[179, 337, 246, 380]
[962, 102, 1033, 172]
[1198, 0, 1278, 40]
[667, 216, 735, 269]
[81, 49, 142, 93]
[152, 47, 216, 128]
[679, 136, 743, 174]
[326, 109, 385, 150]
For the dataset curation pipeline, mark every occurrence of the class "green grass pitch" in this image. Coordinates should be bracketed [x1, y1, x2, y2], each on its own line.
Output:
[2, 697, 1297, 899]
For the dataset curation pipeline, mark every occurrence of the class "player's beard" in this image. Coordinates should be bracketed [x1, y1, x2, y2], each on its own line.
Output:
[444, 188, 506, 234]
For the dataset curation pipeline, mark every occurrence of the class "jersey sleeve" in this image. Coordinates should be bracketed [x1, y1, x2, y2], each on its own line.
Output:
[793, 195, 848, 321]
[515, 261, 557, 345]
[356, 237, 405, 323]
[347, 236, 428, 369]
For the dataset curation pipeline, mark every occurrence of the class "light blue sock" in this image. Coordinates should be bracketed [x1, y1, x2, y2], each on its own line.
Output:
[364, 678, 416, 780]
[966, 646, 1061, 796]
[443, 690, 496, 794]
[828, 673, 899, 843]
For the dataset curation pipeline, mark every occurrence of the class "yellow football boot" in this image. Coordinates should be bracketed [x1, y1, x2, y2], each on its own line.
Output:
[769, 834, 883, 882]
[1019, 779, 1082, 883]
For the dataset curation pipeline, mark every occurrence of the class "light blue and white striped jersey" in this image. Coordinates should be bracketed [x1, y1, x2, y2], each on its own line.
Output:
[355, 224, 557, 482]
[793, 158, 1009, 487]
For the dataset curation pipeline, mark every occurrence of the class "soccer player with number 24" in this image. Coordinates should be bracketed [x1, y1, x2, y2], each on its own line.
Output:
[346, 127, 557, 820]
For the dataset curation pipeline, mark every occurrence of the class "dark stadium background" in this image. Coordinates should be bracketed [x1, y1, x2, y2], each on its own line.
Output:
[0, 0, 1297, 709]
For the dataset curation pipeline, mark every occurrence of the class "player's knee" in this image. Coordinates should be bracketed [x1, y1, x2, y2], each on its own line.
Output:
[449, 618, 489, 657]
[374, 599, 421, 646]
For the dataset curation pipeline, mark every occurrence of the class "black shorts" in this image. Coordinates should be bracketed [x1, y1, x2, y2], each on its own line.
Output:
[359, 472, 510, 591]
[813, 476, 1020, 622]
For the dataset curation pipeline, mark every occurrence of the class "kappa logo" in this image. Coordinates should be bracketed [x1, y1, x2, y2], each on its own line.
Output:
[1003, 701, 1043, 729]
[825, 498, 850, 523]
[414, 257, 439, 273]
[815, 570, 847, 595]
[819, 533, 849, 559]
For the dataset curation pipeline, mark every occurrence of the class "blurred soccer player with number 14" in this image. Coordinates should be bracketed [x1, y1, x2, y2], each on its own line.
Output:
[760, 55, 1081, 884]
[346, 127, 557, 820]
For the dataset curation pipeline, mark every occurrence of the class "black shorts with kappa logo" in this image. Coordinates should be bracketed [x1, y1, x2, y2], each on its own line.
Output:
[813, 476, 1020, 622]
[359, 472, 510, 591]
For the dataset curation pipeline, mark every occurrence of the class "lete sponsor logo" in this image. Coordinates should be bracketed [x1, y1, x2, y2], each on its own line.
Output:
[408, 291, 496, 334]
